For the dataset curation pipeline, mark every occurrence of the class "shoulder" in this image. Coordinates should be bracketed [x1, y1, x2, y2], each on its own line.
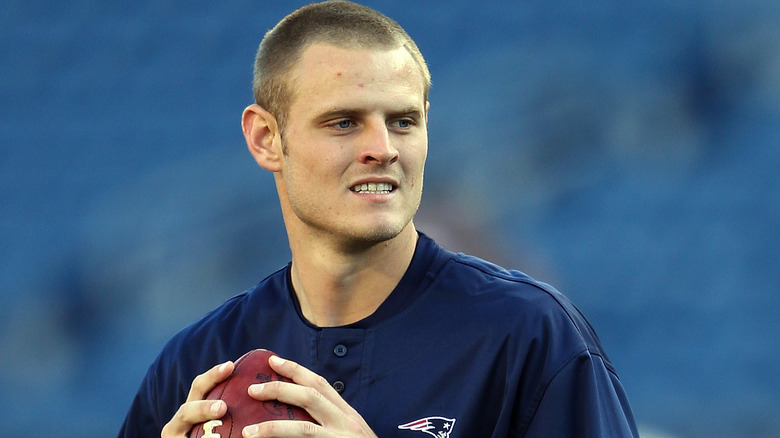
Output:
[150, 266, 290, 386]
[127, 266, 292, 433]
[161, 265, 290, 366]
[436, 249, 574, 314]
[119, 266, 291, 436]
[430, 247, 611, 368]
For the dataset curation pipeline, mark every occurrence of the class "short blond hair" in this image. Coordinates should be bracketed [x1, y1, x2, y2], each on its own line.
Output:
[252, 1, 431, 130]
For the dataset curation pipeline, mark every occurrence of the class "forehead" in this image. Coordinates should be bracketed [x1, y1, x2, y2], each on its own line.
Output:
[286, 43, 427, 112]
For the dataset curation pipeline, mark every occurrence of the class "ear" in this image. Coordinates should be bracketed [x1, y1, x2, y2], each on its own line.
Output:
[424, 101, 430, 124]
[242, 104, 283, 172]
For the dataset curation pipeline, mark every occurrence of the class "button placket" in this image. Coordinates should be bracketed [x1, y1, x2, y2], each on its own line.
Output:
[332, 343, 348, 392]
[316, 329, 366, 403]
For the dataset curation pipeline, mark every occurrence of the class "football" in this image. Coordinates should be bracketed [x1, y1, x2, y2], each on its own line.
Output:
[189, 349, 316, 438]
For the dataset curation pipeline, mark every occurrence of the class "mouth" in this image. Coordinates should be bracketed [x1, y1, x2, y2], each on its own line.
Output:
[350, 182, 395, 194]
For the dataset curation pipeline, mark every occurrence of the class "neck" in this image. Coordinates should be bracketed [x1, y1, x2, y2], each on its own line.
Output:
[288, 225, 419, 327]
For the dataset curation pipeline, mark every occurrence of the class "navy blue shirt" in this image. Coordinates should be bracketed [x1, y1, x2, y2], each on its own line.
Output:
[119, 233, 638, 437]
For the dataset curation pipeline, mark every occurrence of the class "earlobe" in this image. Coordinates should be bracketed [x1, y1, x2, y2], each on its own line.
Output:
[242, 104, 283, 172]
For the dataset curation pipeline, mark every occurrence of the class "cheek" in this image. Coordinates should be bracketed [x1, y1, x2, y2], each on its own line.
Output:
[284, 151, 343, 196]
[407, 146, 427, 180]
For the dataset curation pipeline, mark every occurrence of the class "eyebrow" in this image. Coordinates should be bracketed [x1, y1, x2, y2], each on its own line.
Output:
[315, 108, 363, 121]
[314, 106, 424, 122]
[391, 107, 425, 119]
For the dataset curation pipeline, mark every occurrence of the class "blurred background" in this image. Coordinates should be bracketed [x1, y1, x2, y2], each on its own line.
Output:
[2, 1, 779, 436]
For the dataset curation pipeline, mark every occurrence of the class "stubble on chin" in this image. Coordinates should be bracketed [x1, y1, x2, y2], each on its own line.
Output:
[333, 223, 405, 253]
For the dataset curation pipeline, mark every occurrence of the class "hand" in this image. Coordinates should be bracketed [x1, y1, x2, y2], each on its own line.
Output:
[161, 360, 235, 438]
[243, 355, 377, 438]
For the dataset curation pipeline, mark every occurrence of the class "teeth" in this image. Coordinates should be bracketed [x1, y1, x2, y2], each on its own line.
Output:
[351, 182, 393, 193]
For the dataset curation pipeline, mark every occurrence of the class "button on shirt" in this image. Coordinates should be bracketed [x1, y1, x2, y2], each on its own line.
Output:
[314, 330, 367, 403]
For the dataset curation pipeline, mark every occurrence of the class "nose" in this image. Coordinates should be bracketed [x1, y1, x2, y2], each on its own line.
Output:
[358, 122, 399, 165]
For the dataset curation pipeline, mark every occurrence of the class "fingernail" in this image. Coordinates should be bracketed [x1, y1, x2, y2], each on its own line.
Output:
[270, 355, 285, 366]
[218, 361, 229, 372]
[210, 401, 222, 415]
[244, 424, 259, 435]
[248, 383, 264, 395]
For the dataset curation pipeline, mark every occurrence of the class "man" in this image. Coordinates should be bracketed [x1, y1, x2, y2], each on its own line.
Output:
[119, 1, 639, 437]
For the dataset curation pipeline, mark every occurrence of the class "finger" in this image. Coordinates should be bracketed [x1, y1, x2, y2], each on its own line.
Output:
[248, 379, 329, 418]
[258, 356, 372, 434]
[187, 361, 234, 402]
[242, 419, 320, 438]
[267, 355, 361, 418]
[162, 361, 234, 437]
[162, 399, 227, 437]
[247, 357, 376, 437]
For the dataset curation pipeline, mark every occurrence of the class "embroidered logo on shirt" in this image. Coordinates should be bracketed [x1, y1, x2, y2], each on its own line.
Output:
[398, 416, 456, 437]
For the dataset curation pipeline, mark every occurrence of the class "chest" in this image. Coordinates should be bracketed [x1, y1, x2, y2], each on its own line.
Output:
[303, 322, 519, 437]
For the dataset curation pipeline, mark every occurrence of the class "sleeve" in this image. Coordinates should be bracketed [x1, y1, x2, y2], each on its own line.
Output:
[521, 350, 639, 438]
[117, 348, 193, 438]
[117, 364, 166, 438]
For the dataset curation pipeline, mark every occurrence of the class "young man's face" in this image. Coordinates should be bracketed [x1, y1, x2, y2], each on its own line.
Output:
[275, 43, 429, 247]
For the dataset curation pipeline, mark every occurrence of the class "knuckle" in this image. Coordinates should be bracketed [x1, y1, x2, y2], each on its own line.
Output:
[299, 385, 326, 410]
[260, 421, 278, 435]
[178, 404, 198, 424]
[191, 373, 209, 392]
[177, 400, 216, 425]
[305, 385, 323, 400]
[300, 421, 318, 436]
[199, 400, 215, 418]
[313, 375, 330, 390]
[174, 404, 190, 422]
[266, 380, 284, 394]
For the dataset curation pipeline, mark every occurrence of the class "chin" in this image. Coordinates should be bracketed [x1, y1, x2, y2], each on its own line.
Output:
[342, 221, 410, 247]
[356, 226, 402, 243]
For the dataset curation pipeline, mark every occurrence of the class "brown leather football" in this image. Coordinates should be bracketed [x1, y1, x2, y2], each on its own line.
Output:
[189, 349, 316, 438]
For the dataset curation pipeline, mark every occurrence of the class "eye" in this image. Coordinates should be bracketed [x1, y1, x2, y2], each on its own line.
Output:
[391, 118, 415, 130]
[333, 119, 355, 129]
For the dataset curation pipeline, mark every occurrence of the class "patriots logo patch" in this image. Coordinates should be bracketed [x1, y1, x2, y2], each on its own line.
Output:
[398, 416, 456, 438]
